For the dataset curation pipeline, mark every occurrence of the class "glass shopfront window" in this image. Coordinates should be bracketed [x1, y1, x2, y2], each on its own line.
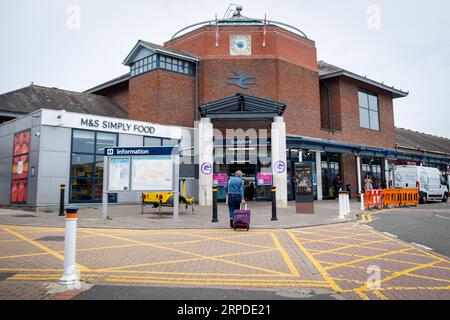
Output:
[70, 129, 117, 203]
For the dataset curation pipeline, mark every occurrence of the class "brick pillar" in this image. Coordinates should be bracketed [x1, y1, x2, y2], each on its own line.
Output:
[341, 154, 358, 199]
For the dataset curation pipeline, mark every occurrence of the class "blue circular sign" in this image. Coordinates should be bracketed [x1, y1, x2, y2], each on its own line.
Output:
[237, 41, 244, 49]
[274, 161, 286, 174]
[201, 162, 213, 175]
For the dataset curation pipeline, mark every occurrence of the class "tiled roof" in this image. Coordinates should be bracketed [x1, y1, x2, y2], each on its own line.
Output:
[395, 127, 450, 155]
[0, 85, 128, 118]
[318, 61, 408, 99]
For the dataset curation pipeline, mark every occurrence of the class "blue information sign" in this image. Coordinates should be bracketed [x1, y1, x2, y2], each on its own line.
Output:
[104, 146, 178, 157]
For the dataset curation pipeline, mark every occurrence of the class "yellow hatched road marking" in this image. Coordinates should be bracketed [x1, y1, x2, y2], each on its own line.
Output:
[104, 278, 331, 288]
[373, 290, 388, 300]
[2, 227, 90, 272]
[312, 239, 392, 256]
[353, 259, 443, 296]
[270, 233, 300, 276]
[99, 248, 278, 272]
[287, 230, 340, 292]
[303, 233, 381, 245]
[83, 230, 290, 276]
[324, 248, 413, 271]
[179, 231, 275, 250]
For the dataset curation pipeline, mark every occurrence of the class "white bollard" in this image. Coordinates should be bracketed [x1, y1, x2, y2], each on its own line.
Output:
[360, 192, 365, 211]
[60, 206, 80, 286]
[338, 192, 346, 219]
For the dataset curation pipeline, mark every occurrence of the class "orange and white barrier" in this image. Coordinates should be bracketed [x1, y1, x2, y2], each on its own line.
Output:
[362, 189, 419, 210]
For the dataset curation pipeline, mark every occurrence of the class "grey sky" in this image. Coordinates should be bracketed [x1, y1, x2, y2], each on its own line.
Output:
[1, 0, 449, 138]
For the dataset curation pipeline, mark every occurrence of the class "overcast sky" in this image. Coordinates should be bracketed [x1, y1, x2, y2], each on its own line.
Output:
[1, 0, 449, 138]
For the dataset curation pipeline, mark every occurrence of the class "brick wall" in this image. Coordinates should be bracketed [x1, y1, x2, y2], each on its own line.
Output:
[95, 81, 129, 111]
[128, 70, 196, 128]
[318, 77, 396, 149]
[341, 153, 358, 198]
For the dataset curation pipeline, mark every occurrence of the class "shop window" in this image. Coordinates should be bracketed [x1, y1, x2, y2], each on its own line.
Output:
[70, 129, 117, 203]
[359, 90, 380, 131]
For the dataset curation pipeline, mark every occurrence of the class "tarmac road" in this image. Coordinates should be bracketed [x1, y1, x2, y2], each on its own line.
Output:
[74, 285, 336, 300]
[367, 202, 450, 258]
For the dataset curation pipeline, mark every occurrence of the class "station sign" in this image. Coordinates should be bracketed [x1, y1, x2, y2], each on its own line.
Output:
[104, 147, 178, 156]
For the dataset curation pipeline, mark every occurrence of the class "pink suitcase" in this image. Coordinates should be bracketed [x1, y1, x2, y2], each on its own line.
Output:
[233, 204, 251, 231]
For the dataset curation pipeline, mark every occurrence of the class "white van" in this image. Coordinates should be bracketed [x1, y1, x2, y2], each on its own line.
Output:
[392, 165, 448, 204]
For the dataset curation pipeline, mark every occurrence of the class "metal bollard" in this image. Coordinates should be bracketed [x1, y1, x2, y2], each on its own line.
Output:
[60, 206, 80, 285]
[211, 186, 219, 223]
[346, 192, 351, 215]
[271, 186, 278, 221]
[59, 184, 65, 216]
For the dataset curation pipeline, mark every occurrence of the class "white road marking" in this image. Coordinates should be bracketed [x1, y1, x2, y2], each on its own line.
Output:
[411, 243, 433, 251]
[382, 232, 398, 238]
[434, 214, 450, 221]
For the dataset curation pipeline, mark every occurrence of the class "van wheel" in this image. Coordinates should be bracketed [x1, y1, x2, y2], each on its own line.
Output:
[443, 193, 448, 203]
[419, 192, 427, 204]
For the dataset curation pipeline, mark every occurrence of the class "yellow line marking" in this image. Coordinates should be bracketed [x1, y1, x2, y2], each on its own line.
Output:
[99, 248, 278, 272]
[287, 230, 340, 292]
[324, 248, 413, 271]
[405, 273, 450, 284]
[303, 233, 382, 245]
[104, 278, 330, 288]
[353, 259, 442, 296]
[0, 252, 50, 259]
[312, 239, 392, 256]
[2, 227, 91, 272]
[270, 233, 300, 276]
[179, 231, 274, 250]
[103, 274, 325, 283]
[83, 230, 289, 276]
[373, 290, 388, 300]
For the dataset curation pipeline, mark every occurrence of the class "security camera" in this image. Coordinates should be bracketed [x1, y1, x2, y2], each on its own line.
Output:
[35, 132, 40, 137]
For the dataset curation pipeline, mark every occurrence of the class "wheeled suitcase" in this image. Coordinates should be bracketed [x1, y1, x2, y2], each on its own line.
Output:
[233, 204, 251, 231]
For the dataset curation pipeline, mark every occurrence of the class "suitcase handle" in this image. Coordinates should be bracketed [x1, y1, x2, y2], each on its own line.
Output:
[240, 204, 248, 210]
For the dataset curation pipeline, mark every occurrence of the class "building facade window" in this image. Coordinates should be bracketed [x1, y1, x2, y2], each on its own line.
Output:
[130, 54, 195, 77]
[143, 136, 179, 147]
[70, 129, 117, 203]
[358, 89, 380, 131]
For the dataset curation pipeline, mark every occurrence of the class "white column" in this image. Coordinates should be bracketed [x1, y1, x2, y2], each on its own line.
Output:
[315, 151, 323, 201]
[356, 155, 362, 194]
[271, 116, 288, 208]
[197, 118, 214, 207]
[384, 158, 389, 189]
[447, 175, 450, 189]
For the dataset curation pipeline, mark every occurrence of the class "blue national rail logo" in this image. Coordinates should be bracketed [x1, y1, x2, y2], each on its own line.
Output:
[227, 71, 256, 89]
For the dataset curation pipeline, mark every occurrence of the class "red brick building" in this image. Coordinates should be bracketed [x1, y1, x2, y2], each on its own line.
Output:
[1, 8, 448, 206]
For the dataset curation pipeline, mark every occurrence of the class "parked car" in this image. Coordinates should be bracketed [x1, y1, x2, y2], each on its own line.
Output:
[392, 165, 448, 204]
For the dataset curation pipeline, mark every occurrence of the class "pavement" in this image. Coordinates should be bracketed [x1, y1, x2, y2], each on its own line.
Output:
[0, 201, 449, 300]
[0, 200, 358, 229]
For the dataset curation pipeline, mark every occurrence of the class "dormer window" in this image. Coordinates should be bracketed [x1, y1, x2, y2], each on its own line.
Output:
[130, 54, 195, 77]
[124, 40, 198, 78]
[130, 54, 157, 77]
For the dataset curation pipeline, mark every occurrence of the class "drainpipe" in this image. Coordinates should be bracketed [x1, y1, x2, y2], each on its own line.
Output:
[195, 61, 199, 121]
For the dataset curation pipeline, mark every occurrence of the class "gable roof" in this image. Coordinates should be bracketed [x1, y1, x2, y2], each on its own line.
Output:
[84, 73, 130, 94]
[395, 127, 450, 155]
[0, 85, 128, 119]
[198, 93, 286, 119]
[123, 40, 199, 66]
[318, 61, 409, 99]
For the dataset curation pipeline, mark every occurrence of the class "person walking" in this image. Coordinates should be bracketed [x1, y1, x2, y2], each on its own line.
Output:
[227, 170, 245, 228]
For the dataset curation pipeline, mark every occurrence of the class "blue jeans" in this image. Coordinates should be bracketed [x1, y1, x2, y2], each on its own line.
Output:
[228, 194, 241, 219]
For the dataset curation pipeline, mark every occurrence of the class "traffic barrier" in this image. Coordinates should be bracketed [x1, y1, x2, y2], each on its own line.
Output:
[362, 189, 419, 210]
[364, 190, 383, 210]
